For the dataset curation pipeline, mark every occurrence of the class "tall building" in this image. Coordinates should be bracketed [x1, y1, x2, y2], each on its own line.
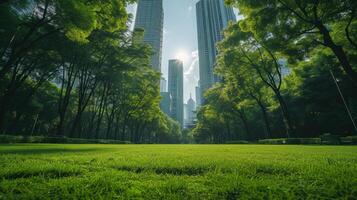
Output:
[184, 103, 189, 127]
[160, 77, 167, 92]
[134, 0, 164, 72]
[160, 77, 170, 115]
[196, 0, 236, 104]
[160, 92, 171, 116]
[185, 94, 196, 128]
[195, 85, 201, 108]
[168, 59, 184, 127]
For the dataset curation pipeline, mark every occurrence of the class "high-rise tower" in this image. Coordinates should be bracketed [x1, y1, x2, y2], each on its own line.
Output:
[168, 59, 184, 128]
[196, 0, 236, 104]
[160, 92, 171, 116]
[134, 0, 164, 72]
[185, 94, 196, 128]
[195, 84, 201, 108]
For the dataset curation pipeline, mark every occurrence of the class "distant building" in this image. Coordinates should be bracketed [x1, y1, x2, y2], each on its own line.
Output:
[160, 77, 167, 92]
[168, 59, 184, 127]
[160, 92, 171, 116]
[196, 0, 236, 104]
[134, 0, 164, 72]
[195, 85, 201, 108]
[184, 103, 189, 127]
[186, 94, 196, 128]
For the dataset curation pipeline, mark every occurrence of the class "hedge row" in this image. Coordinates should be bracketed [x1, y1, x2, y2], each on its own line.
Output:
[258, 135, 357, 145]
[0, 135, 131, 144]
[340, 136, 357, 145]
[258, 138, 321, 145]
[225, 140, 250, 144]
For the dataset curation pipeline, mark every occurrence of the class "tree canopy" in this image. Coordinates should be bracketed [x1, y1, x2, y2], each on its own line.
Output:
[192, 0, 357, 143]
[0, 0, 181, 143]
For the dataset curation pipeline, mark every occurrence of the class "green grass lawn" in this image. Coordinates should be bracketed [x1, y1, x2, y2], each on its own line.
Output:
[0, 144, 356, 199]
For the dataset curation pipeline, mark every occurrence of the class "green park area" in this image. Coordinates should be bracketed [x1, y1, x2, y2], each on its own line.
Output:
[1, 144, 356, 199]
[1, 0, 357, 199]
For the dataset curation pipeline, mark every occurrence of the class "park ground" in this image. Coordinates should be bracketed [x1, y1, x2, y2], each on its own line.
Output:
[0, 144, 357, 199]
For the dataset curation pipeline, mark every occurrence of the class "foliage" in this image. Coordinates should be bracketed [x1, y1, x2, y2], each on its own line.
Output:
[340, 136, 357, 145]
[225, 0, 357, 85]
[0, 0, 181, 143]
[225, 140, 250, 144]
[193, 1, 357, 143]
[258, 138, 321, 145]
[0, 135, 131, 144]
[320, 133, 341, 145]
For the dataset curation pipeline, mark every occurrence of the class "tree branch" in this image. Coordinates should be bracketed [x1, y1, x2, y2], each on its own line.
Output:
[278, 0, 313, 24]
[345, 9, 357, 49]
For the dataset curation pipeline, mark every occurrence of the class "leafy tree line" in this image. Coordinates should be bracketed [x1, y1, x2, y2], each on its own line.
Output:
[192, 0, 357, 143]
[0, 0, 181, 143]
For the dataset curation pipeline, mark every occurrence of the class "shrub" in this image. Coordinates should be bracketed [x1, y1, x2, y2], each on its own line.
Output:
[225, 140, 250, 144]
[298, 138, 322, 144]
[25, 136, 46, 143]
[0, 135, 25, 143]
[320, 134, 340, 145]
[43, 136, 67, 143]
[0, 135, 131, 144]
[259, 138, 286, 144]
[258, 138, 321, 145]
[340, 136, 357, 145]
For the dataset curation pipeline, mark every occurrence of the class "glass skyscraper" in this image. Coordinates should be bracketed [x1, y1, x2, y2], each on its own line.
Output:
[168, 59, 184, 128]
[196, 0, 236, 104]
[134, 0, 164, 72]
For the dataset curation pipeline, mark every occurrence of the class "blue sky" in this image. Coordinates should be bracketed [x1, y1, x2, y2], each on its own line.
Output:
[127, 0, 239, 103]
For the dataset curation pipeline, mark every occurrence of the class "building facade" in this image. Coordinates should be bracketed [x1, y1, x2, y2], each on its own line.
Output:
[134, 0, 164, 72]
[195, 85, 201, 108]
[160, 92, 171, 116]
[184, 103, 188, 127]
[185, 94, 196, 128]
[160, 77, 167, 92]
[168, 59, 184, 127]
[196, 0, 236, 104]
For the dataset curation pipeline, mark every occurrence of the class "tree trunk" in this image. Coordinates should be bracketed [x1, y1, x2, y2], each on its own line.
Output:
[257, 101, 272, 139]
[225, 120, 232, 141]
[0, 102, 7, 134]
[69, 111, 82, 138]
[121, 116, 128, 141]
[236, 109, 251, 139]
[56, 65, 77, 136]
[95, 83, 109, 139]
[275, 91, 294, 138]
[0, 84, 22, 133]
[316, 21, 357, 86]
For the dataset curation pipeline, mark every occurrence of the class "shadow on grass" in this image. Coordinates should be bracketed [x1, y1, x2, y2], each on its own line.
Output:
[1, 169, 82, 180]
[0, 148, 101, 155]
[114, 166, 209, 176]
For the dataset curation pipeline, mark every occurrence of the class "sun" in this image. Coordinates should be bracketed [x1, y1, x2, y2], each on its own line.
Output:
[175, 50, 189, 63]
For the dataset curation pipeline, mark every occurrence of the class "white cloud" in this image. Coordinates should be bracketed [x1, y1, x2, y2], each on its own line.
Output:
[183, 51, 200, 102]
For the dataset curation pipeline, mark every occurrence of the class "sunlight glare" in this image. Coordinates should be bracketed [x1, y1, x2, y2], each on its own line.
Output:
[175, 50, 189, 63]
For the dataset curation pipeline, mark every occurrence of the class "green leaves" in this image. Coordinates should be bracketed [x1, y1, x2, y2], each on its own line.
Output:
[229, 0, 357, 84]
[56, 0, 130, 42]
[0, 0, 181, 142]
[193, 0, 357, 142]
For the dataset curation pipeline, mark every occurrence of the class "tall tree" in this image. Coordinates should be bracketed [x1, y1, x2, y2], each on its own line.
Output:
[226, 0, 357, 85]
[217, 23, 294, 137]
